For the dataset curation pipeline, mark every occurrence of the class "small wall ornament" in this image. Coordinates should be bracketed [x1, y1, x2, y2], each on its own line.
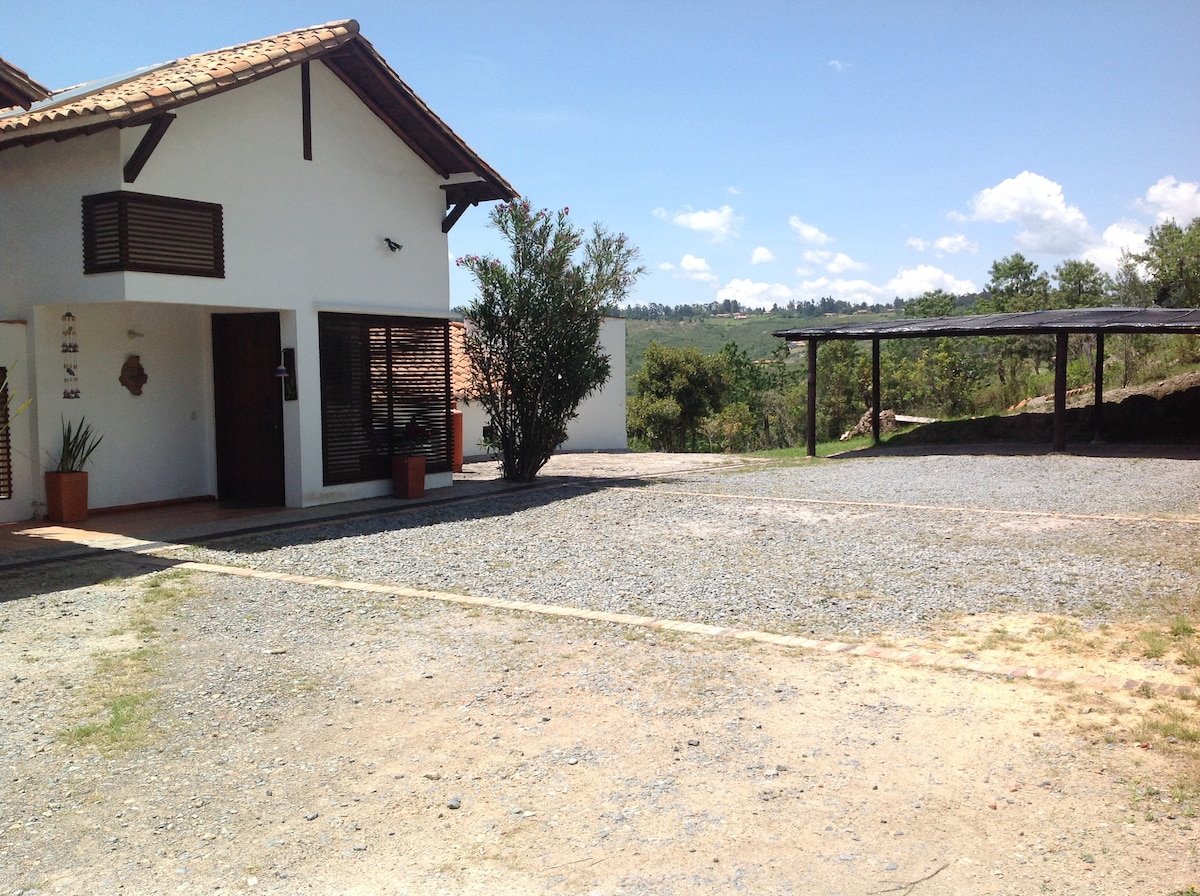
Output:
[61, 310, 81, 398]
[119, 355, 148, 395]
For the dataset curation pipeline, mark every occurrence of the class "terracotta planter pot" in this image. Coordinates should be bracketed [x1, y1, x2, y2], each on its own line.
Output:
[45, 471, 89, 523]
[391, 455, 425, 499]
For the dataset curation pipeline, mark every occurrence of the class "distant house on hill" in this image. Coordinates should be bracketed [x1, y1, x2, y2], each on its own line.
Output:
[0, 20, 515, 523]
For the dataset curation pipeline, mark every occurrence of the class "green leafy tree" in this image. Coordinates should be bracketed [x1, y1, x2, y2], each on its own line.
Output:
[980, 253, 1052, 312]
[628, 342, 725, 451]
[815, 340, 870, 441]
[979, 253, 1055, 381]
[903, 288, 957, 318]
[1134, 217, 1200, 307]
[1114, 251, 1154, 308]
[1053, 259, 1113, 308]
[458, 200, 645, 481]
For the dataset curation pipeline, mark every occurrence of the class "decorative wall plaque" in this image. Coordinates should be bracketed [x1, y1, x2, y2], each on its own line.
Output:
[119, 355, 148, 395]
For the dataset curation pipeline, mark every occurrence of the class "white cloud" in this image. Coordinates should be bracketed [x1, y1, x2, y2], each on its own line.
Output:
[1139, 176, 1200, 224]
[750, 246, 775, 264]
[906, 234, 978, 254]
[717, 278, 797, 309]
[884, 265, 977, 299]
[789, 216, 834, 245]
[796, 276, 884, 305]
[680, 254, 717, 283]
[966, 171, 1093, 254]
[660, 254, 718, 284]
[653, 204, 741, 241]
[828, 60, 852, 73]
[802, 249, 865, 274]
[1082, 220, 1147, 274]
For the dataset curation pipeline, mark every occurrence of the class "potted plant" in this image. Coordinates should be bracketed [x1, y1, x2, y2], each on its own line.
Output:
[45, 416, 103, 523]
[390, 419, 430, 499]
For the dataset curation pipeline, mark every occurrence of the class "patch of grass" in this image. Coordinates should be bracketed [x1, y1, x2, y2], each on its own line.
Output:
[63, 692, 155, 751]
[980, 626, 1024, 651]
[1138, 703, 1200, 745]
[1139, 629, 1171, 659]
[1170, 616, 1197, 637]
[1179, 643, 1200, 668]
[1037, 617, 1081, 642]
[59, 572, 196, 754]
[111, 570, 196, 639]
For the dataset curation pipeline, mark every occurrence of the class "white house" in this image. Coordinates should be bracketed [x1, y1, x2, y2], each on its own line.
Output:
[0, 20, 515, 524]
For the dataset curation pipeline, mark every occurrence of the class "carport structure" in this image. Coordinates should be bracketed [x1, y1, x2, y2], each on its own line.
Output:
[773, 307, 1200, 456]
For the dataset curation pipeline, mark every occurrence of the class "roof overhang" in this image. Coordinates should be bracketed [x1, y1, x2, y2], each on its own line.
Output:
[773, 307, 1200, 342]
[0, 58, 51, 111]
[0, 21, 516, 206]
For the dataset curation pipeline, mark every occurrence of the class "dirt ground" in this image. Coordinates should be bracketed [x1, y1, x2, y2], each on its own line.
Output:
[2, 542, 1198, 896]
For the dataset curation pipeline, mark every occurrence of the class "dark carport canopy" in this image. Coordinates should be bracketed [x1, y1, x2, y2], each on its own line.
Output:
[772, 307, 1200, 456]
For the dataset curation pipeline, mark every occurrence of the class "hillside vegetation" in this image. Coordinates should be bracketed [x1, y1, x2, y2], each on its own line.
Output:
[622, 226, 1200, 453]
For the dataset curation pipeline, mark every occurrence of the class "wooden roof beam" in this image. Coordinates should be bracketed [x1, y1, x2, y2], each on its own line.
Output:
[123, 113, 175, 183]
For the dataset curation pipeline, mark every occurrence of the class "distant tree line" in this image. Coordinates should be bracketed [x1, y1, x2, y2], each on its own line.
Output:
[628, 217, 1200, 453]
[622, 296, 890, 320]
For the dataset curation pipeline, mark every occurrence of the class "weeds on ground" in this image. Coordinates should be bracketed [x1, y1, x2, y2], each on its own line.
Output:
[980, 626, 1025, 651]
[61, 571, 196, 754]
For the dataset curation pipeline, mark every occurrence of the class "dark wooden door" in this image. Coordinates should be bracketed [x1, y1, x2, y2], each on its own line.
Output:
[212, 312, 285, 506]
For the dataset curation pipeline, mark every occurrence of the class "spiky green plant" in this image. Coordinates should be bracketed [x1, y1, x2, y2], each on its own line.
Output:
[51, 416, 103, 472]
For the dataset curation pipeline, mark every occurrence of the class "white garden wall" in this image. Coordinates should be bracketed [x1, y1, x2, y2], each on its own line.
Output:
[460, 316, 628, 461]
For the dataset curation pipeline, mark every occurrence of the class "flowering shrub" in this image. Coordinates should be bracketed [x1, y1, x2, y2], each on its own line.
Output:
[458, 201, 644, 481]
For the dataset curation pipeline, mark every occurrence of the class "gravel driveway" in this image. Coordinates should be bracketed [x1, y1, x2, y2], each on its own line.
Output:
[183, 451, 1200, 641]
[2, 449, 1199, 895]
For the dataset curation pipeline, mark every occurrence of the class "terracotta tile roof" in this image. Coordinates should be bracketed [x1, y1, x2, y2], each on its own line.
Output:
[0, 21, 358, 138]
[0, 58, 51, 110]
[449, 321, 477, 399]
[0, 20, 516, 202]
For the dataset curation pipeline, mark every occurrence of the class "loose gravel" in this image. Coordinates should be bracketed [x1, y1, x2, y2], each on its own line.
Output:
[174, 453, 1200, 640]
[4, 451, 1200, 894]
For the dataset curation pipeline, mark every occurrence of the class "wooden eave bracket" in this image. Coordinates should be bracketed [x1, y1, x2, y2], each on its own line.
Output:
[123, 113, 175, 183]
[441, 180, 504, 233]
[441, 199, 475, 233]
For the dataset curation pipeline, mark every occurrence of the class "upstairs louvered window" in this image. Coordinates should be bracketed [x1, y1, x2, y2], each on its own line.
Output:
[82, 191, 224, 278]
[318, 312, 452, 486]
[0, 368, 12, 501]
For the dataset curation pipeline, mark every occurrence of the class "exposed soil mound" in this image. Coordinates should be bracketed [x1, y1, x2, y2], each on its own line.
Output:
[889, 370, 1200, 446]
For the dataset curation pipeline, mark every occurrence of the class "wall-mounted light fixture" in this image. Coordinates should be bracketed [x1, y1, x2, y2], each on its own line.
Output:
[276, 347, 298, 401]
[384, 237, 402, 252]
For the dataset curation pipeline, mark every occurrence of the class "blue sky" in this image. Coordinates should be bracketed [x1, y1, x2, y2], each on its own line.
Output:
[9, 1, 1200, 309]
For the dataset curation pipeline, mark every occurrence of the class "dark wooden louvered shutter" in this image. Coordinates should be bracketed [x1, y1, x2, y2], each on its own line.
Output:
[83, 191, 224, 277]
[0, 368, 12, 500]
[319, 313, 452, 486]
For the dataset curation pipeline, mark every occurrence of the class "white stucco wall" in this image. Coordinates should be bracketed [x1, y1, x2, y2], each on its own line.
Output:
[1, 60, 464, 511]
[459, 316, 628, 460]
[561, 316, 628, 452]
[32, 302, 214, 511]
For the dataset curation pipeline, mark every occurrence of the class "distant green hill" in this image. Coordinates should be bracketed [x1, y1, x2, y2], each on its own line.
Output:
[623, 313, 894, 394]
